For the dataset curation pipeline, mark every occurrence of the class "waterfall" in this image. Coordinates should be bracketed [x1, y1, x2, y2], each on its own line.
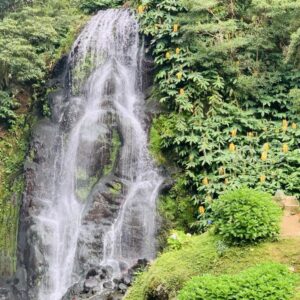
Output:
[22, 9, 162, 300]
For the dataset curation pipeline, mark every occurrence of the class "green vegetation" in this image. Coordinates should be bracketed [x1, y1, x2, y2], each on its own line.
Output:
[1, 2, 300, 300]
[78, 0, 123, 14]
[178, 263, 298, 300]
[0, 0, 29, 17]
[149, 118, 166, 165]
[158, 177, 195, 232]
[0, 116, 30, 276]
[212, 188, 282, 245]
[125, 233, 300, 300]
[0, 91, 18, 125]
[0, 0, 87, 123]
[103, 128, 122, 176]
[136, 0, 300, 232]
[75, 169, 98, 201]
[109, 181, 123, 195]
[0, 0, 87, 276]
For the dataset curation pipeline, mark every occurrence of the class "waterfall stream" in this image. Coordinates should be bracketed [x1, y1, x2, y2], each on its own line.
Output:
[22, 9, 162, 300]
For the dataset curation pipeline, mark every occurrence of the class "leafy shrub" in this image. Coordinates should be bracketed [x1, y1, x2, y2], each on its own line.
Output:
[158, 174, 196, 232]
[0, 91, 18, 126]
[212, 188, 282, 245]
[138, 0, 300, 232]
[178, 263, 298, 300]
[0, 0, 31, 17]
[78, 0, 123, 13]
[126, 234, 300, 300]
[166, 230, 192, 250]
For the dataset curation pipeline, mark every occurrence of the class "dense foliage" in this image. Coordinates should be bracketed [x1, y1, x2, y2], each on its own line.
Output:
[0, 91, 18, 125]
[178, 263, 297, 300]
[78, 0, 123, 13]
[212, 188, 281, 244]
[0, 0, 300, 285]
[0, 0, 87, 276]
[0, 0, 86, 125]
[125, 233, 300, 300]
[137, 0, 300, 232]
[0, 117, 29, 276]
[0, 0, 32, 17]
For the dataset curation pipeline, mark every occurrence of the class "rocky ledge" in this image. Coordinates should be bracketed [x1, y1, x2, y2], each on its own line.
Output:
[63, 259, 149, 300]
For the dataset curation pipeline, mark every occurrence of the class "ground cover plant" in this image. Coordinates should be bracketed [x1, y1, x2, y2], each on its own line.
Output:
[178, 263, 298, 300]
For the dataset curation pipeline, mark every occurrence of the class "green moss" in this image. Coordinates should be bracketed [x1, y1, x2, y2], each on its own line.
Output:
[125, 233, 300, 300]
[158, 177, 195, 233]
[103, 129, 121, 176]
[75, 189, 89, 201]
[72, 53, 95, 95]
[75, 169, 97, 201]
[0, 116, 30, 276]
[109, 181, 122, 195]
[149, 118, 166, 165]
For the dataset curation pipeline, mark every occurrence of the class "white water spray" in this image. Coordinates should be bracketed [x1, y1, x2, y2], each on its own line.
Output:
[29, 9, 162, 300]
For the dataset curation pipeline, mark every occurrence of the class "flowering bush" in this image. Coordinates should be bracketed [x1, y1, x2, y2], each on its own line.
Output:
[137, 0, 300, 233]
[212, 188, 282, 245]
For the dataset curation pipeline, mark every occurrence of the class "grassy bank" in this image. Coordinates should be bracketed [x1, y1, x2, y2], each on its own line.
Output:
[125, 233, 300, 300]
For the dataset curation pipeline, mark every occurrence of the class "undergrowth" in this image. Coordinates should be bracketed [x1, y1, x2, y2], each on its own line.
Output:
[125, 233, 300, 300]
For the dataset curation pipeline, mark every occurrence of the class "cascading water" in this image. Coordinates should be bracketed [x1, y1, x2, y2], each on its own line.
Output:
[20, 9, 162, 300]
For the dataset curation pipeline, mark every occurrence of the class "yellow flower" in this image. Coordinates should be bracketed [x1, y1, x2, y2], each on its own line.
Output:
[137, 5, 144, 14]
[202, 177, 209, 185]
[229, 143, 236, 152]
[261, 151, 268, 161]
[292, 123, 297, 129]
[247, 132, 253, 138]
[173, 24, 179, 32]
[179, 88, 185, 95]
[282, 144, 289, 153]
[224, 178, 229, 185]
[231, 129, 237, 137]
[176, 47, 181, 55]
[260, 175, 266, 183]
[282, 119, 288, 131]
[262, 143, 270, 152]
[198, 206, 205, 215]
[176, 72, 183, 80]
[219, 166, 225, 175]
[165, 52, 171, 59]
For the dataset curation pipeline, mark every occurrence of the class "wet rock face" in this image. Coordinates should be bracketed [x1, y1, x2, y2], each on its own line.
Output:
[0, 276, 22, 300]
[12, 9, 162, 300]
[75, 181, 125, 274]
[17, 107, 128, 300]
[14, 121, 61, 299]
[0, 287, 13, 300]
[63, 259, 149, 300]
